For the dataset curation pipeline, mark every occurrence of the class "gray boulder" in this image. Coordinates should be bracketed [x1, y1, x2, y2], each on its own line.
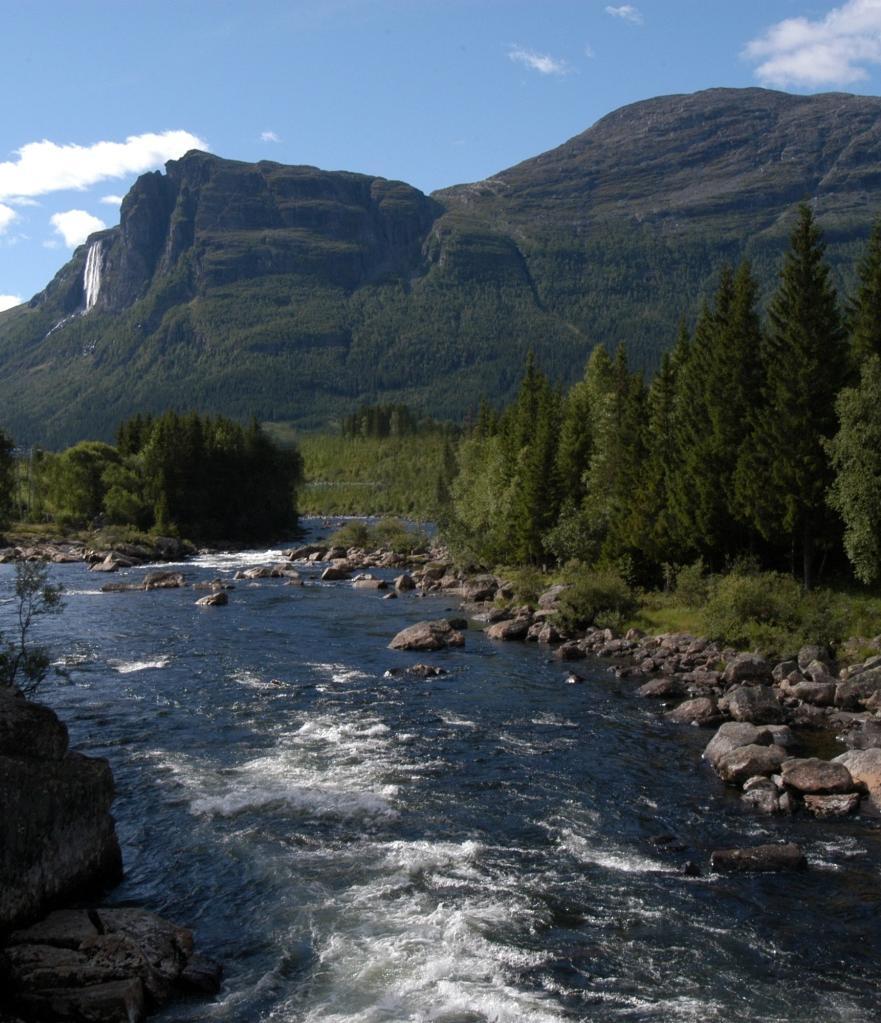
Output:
[835, 668, 881, 710]
[485, 618, 532, 641]
[665, 697, 721, 726]
[833, 747, 881, 812]
[719, 684, 783, 724]
[704, 722, 772, 769]
[389, 620, 465, 652]
[780, 757, 854, 794]
[722, 654, 773, 685]
[716, 743, 787, 784]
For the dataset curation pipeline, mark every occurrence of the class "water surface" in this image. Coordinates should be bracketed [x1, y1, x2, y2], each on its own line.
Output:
[4, 530, 881, 1022]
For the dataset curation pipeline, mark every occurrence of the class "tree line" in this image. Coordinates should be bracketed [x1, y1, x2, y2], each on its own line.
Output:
[0, 411, 303, 541]
[443, 206, 881, 590]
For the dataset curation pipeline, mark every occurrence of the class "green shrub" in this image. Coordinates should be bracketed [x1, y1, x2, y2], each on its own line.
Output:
[329, 520, 371, 549]
[675, 558, 712, 608]
[496, 565, 550, 605]
[370, 516, 429, 555]
[555, 570, 638, 632]
[701, 571, 803, 651]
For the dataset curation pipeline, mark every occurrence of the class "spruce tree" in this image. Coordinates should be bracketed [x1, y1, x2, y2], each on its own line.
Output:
[849, 218, 881, 367]
[828, 355, 881, 584]
[635, 350, 682, 567]
[735, 205, 846, 589]
[0, 428, 14, 529]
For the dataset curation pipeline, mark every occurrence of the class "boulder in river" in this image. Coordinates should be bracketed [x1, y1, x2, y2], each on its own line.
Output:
[1, 907, 222, 1022]
[143, 571, 186, 590]
[665, 697, 721, 726]
[780, 758, 855, 795]
[710, 843, 807, 873]
[715, 743, 787, 784]
[833, 747, 881, 812]
[638, 677, 685, 698]
[741, 777, 781, 814]
[722, 654, 773, 685]
[803, 793, 861, 817]
[485, 618, 532, 641]
[320, 566, 352, 582]
[195, 592, 228, 607]
[719, 685, 783, 724]
[704, 722, 773, 770]
[388, 620, 465, 652]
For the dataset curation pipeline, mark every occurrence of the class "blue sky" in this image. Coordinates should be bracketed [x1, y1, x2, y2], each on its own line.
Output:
[3, 0, 881, 307]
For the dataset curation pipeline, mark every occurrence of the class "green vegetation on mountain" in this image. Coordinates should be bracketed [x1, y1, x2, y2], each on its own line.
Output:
[5, 89, 881, 446]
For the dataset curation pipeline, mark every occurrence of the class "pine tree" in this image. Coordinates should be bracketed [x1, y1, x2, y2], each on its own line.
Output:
[735, 205, 846, 589]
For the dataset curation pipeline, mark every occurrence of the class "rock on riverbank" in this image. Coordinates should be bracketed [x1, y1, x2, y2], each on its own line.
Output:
[0, 688, 220, 1021]
[0, 687, 122, 932]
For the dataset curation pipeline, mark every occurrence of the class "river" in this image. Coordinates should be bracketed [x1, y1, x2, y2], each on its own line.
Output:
[5, 525, 881, 1022]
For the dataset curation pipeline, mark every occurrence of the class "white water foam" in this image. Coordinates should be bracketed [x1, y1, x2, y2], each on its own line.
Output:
[273, 838, 568, 1023]
[159, 709, 407, 822]
[557, 827, 674, 875]
[111, 657, 170, 674]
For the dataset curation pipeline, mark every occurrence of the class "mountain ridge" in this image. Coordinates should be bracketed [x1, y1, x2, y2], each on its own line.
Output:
[3, 86, 881, 446]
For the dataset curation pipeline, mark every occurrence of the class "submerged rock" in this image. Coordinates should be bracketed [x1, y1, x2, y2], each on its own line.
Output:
[710, 843, 807, 873]
[803, 793, 860, 817]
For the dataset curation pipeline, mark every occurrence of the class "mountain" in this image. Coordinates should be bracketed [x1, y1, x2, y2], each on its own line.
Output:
[4, 86, 881, 446]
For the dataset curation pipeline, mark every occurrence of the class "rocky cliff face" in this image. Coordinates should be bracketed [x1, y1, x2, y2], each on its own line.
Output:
[0, 687, 122, 933]
[4, 87, 881, 445]
[34, 152, 443, 316]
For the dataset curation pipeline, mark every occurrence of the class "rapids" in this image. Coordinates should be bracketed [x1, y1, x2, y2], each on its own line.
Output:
[4, 529, 881, 1022]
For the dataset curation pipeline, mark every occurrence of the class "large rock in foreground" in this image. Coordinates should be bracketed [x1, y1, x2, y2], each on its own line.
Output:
[388, 620, 465, 652]
[1, 907, 221, 1022]
[0, 688, 122, 932]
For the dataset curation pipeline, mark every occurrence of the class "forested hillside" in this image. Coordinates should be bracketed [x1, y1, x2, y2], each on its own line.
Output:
[4, 88, 881, 445]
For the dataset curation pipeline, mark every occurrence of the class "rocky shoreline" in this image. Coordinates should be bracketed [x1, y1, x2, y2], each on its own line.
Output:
[277, 540, 881, 872]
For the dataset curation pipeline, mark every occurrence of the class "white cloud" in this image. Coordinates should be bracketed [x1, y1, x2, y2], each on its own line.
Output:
[260, 130, 281, 143]
[605, 5, 643, 25]
[0, 203, 17, 235]
[50, 210, 107, 248]
[0, 130, 207, 203]
[508, 45, 572, 75]
[100, 194, 124, 206]
[0, 294, 21, 312]
[584, 42, 596, 59]
[745, 0, 881, 87]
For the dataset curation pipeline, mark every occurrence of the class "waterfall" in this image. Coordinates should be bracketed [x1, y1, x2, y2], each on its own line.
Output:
[83, 242, 103, 312]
